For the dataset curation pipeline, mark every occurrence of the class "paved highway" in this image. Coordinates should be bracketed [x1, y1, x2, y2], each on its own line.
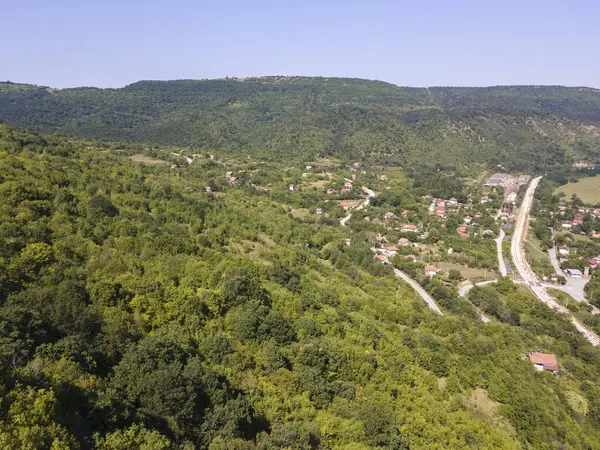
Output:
[511, 177, 600, 346]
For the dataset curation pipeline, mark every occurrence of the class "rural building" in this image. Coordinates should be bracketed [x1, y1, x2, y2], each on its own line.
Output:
[384, 212, 396, 219]
[480, 196, 491, 204]
[316, 208, 325, 215]
[383, 246, 398, 256]
[505, 192, 518, 204]
[398, 237, 411, 246]
[592, 230, 600, 239]
[484, 173, 507, 186]
[205, 186, 212, 192]
[456, 224, 470, 238]
[561, 221, 573, 229]
[448, 197, 458, 205]
[517, 174, 531, 185]
[344, 181, 353, 188]
[424, 265, 438, 277]
[403, 224, 418, 233]
[375, 254, 389, 264]
[566, 268, 583, 278]
[289, 184, 296, 191]
[558, 245, 570, 256]
[463, 215, 472, 224]
[528, 352, 558, 372]
[339, 200, 361, 210]
[587, 259, 598, 269]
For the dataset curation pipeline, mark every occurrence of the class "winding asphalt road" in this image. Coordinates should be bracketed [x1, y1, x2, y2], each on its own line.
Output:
[340, 186, 375, 227]
[393, 268, 443, 315]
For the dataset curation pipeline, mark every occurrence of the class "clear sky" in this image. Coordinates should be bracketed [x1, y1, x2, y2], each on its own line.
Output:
[2, 0, 599, 88]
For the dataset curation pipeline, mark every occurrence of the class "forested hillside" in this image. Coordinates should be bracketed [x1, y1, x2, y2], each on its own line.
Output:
[1, 78, 600, 173]
[2, 124, 600, 449]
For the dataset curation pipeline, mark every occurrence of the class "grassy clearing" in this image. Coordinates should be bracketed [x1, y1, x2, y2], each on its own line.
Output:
[555, 174, 600, 205]
[306, 179, 330, 189]
[290, 208, 311, 219]
[437, 262, 495, 281]
[525, 233, 554, 278]
[381, 166, 407, 182]
[129, 154, 170, 165]
[548, 289, 577, 308]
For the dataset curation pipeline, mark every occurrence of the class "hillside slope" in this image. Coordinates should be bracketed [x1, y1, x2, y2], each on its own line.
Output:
[1, 78, 600, 171]
[2, 125, 600, 449]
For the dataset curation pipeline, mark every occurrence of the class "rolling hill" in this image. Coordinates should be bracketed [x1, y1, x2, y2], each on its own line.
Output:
[1, 77, 600, 172]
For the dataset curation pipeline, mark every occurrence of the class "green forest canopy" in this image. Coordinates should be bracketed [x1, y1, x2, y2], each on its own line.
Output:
[1, 124, 600, 449]
[1, 78, 600, 172]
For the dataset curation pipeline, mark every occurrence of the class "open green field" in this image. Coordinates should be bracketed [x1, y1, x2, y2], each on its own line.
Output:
[555, 174, 600, 205]
[525, 233, 554, 278]
[437, 262, 495, 282]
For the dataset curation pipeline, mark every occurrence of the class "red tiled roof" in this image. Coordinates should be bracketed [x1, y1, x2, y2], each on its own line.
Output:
[529, 352, 558, 367]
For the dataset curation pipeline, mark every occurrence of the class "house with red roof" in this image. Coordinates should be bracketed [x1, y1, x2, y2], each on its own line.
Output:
[528, 352, 558, 372]
[424, 265, 438, 277]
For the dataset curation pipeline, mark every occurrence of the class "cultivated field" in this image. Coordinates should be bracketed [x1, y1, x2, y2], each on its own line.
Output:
[555, 174, 600, 205]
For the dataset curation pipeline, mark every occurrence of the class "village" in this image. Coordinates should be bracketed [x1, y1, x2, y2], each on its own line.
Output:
[175, 147, 600, 355]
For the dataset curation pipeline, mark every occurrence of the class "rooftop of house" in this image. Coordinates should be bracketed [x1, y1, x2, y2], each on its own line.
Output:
[528, 352, 558, 367]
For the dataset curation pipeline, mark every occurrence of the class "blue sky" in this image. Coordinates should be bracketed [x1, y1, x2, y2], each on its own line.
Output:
[2, 0, 599, 88]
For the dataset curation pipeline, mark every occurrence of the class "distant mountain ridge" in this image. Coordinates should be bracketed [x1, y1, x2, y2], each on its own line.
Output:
[1, 77, 600, 170]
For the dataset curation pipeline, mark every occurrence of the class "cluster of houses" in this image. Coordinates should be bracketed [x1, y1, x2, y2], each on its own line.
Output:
[572, 161, 596, 169]
[340, 181, 354, 194]
[482, 173, 530, 204]
[558, 205, 600, 222]
[556, 244, 599, 276]
[430, 197, 462, 219]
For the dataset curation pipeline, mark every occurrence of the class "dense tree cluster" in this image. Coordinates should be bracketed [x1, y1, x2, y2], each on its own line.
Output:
[1, 78, 599, 173]
[1, 125, 600, 449]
